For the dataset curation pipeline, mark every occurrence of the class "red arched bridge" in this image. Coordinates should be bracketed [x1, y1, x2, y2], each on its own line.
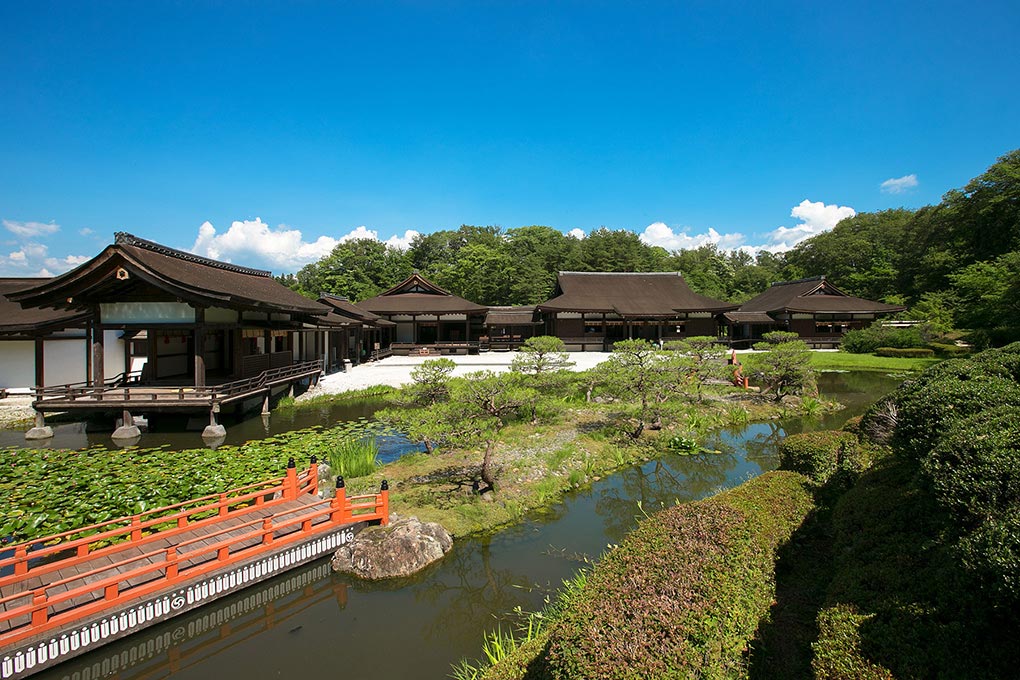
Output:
[0, 459, 388, 679]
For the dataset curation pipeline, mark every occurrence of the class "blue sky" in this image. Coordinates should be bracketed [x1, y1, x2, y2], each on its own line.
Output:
[1, 1, 1018, 275]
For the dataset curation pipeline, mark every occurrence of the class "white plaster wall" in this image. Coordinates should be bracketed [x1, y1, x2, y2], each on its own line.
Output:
[0, 341, 35, 390]
[44, 339, 87, 385]
[104, 330, 127, 380]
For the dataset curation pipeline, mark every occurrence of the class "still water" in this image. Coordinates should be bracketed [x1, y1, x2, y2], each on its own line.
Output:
[33, 371, 902, 680]
[0, 397, 414, 455]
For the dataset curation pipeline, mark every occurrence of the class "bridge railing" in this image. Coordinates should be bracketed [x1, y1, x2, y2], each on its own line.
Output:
[0, 479, 388, 648]
[0, 458, 321, 589]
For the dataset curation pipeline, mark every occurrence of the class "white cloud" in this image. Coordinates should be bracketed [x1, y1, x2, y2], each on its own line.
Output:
[44, 255, 89, 270]
[567, 228, 586, 240]
[192, 219, 340, 270]
[639, 222, 746, 251]
[3, 219, 59, 238]
[756, 199, 856, 253]
[79, 227, 94, 236]
[190, 219, 422, 271]
[382, 229, 421, 250]
[880, 174, 918, 194]
[0, 243, 86, 277]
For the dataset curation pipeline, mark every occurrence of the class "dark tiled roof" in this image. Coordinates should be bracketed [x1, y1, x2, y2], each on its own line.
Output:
[485, 307, 541, 326]
[10, 233, 330, 316]
[357, 273, 488, 315]
[538, 272, 737, 316]
[318, 294, 396, 327]
[738, 276, 905, 315]
[723, 311, 779, 324]
[0, 278, 88, 333]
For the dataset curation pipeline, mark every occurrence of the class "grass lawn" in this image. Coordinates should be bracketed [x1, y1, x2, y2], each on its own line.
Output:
[809, 351, 943, 372]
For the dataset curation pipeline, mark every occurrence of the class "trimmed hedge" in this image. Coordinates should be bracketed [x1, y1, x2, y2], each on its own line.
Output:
[873, 346, 934, 358]
[927, 341, 970, 357]
[813, 605, 895, 680]
[778, 431, 871, 484]
[533, 471, 815, 679]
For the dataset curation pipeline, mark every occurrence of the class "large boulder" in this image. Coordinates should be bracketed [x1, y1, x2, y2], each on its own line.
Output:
[331, 515, 452, 579]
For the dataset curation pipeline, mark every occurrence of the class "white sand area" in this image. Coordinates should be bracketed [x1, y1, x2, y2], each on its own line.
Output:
[306, 352, 614, 396]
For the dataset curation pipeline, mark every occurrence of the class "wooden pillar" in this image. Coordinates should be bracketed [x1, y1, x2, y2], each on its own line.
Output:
[412, 315, 418, 344]
[263, 329, 271, 356]
[298, 331, 305, 361]
[465, 315, 470, 342]
[85, 320, 94, 386]
[193, 308, 206, 387]
[147, 331, 158, 381]
[91, 317, 105, 387]
[34, 336, 44, 389]
[124, 332, 132, 376]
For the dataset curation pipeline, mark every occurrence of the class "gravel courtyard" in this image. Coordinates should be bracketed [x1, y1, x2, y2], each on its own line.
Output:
[303, 351, 614, 396]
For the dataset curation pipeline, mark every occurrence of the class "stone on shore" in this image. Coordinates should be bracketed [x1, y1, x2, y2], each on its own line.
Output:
[331, 515, 453, 579]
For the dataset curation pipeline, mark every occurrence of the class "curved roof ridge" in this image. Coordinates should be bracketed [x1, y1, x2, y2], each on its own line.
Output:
[115, 232, 272, 278]
[769, 275, 826, 287]
[558, 271, 682, 276]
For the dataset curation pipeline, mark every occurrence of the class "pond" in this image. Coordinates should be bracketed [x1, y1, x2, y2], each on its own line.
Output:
[31, 371, 903, 680]
[0, 396, 427, 461]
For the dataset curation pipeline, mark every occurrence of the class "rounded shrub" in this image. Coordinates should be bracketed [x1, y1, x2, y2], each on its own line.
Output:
[778, 431, 864, 484]
[892, 368, 1020, 460]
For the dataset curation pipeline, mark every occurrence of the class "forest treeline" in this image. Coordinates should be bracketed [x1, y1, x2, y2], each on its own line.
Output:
[284, 149, 1020, 338]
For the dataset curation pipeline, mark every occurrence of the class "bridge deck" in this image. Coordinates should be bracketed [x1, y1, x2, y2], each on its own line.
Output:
[0, 461, 389, 679]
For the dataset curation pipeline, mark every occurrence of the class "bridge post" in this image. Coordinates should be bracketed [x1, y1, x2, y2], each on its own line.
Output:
[379, 480, 390, 526]
[262, 392, 271, 416]
[331, 476, 346, 523]
[284, 458, 298, 500]
[307, 455, 318, 495]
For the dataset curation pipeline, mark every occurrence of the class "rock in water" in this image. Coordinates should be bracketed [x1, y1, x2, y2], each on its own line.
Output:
[331, 515, 453, 579]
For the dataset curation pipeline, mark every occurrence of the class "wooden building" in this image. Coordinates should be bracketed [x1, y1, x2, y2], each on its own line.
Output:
[355, 273, 488, 354]
[9, 233, 354, 439]
[538, 272, 737, 351]
[317, 293, 396, 363]
[482, 307, 542, 350]
[723, 276, 905, 348]
[0, 278, 107, 392]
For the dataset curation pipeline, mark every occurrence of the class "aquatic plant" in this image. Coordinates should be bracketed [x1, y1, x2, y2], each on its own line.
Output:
[0, 419, 392, 543]
[327, 437, 379, 479]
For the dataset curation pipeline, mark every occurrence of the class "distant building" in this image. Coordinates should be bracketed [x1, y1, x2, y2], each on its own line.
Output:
[723, 276, 905, 348]
[317, 292, 396, 363]
[356, 273, 488, 353]
[537, 272, 737, 351]
[482, 307, 542, 350]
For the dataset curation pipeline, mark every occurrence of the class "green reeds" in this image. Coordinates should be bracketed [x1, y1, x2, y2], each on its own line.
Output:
[327, 437, 379, 479]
